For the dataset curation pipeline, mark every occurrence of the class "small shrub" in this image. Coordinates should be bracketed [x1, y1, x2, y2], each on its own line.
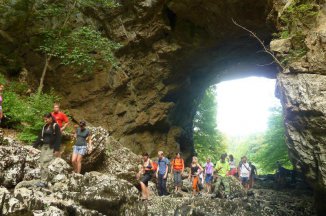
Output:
[1, 75, 60, 143]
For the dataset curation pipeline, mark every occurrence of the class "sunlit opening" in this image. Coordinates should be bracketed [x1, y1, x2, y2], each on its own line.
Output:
[216, 76, 281, 137]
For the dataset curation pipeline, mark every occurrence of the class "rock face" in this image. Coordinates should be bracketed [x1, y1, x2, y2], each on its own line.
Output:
[1, 0, 326, 214]
[272, 1, 326, 214]
[0, 135, 40, 188]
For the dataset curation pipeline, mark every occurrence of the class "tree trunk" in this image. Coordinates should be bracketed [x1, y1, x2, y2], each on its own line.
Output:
[37, 55, 51, 95]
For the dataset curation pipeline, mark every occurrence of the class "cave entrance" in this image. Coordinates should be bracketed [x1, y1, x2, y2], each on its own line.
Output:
[193, 76, 291, 174]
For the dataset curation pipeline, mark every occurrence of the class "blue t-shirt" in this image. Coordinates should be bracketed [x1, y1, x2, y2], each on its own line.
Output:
[158, 157, 170, 175]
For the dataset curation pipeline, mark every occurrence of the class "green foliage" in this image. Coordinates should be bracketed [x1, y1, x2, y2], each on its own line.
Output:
[79, 0, 120, 8]
[35, 0, 121, 75]
[194, 86, 226, 163]
[227, 107, 292, 174]
[275, 0, 319, 65]
[281, 0, 319, 30]
[1, 0, 121, 78]
[253, 107, 292, 173]
[0, 74, 59, 143]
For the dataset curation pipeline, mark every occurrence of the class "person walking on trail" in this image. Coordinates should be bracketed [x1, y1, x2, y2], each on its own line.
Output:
[228, 154, 237, 176]
[188, 156, 203, 196]
[204, 158, 214, 193]
[51, 103, 69, 157]
[156, 151, 170, 196]
[71, 121, 92, 174]
[213, 154, 231, 198]
[249, 162, 257, 188]
[171, 152, 184, 193]
[239, 156, 251, 189]
[0, 84, 4, 124]
[137, 153, 154, 200]
[32, 113, 61, 187]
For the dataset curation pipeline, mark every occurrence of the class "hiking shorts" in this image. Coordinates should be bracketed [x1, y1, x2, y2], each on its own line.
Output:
[241, 177, 249, 184]
[141, 172, 152, 186]
[205, 174, 213, 183]
[73, 145, 87, 156]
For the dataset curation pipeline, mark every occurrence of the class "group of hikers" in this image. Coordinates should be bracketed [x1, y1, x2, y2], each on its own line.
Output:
[137, 151, 257, 200]
[0, 85, 258, 196]
[30, 104, 93, 182]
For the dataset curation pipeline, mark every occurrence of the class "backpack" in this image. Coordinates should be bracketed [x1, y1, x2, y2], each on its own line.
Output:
[172, 158, 184, 170]
[152, 161, 158, 171]
[41, 123, 58, 139]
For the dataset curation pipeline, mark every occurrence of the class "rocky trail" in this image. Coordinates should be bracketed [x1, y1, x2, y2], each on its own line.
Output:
[0, 128, 316, 216]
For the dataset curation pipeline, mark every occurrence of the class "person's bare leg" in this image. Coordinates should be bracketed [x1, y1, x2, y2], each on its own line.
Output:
[76, 154, 83, 174]
[71, 153, 78, 173]
[145, 185, 150, 199]
[140, 182, 147, 199]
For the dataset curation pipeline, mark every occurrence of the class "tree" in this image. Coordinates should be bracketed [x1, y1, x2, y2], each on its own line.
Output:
[193, 86, 226, 163]
[0, 0, 121, 94]
[253, 107, 292, 173]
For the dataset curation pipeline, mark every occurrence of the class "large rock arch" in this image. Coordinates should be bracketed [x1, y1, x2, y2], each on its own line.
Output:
[1, 0, 325, 214]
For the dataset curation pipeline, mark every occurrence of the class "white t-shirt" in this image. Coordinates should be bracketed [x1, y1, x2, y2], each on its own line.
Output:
[229, 160, 236, 169]
[240, 162, 251, 177]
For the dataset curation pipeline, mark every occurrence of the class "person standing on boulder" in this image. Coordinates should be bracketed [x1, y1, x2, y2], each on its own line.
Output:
[171, 152, 185, 193]
[51, 103, 69, 157]
[156, 151, 170, 196]
[71, 120, 92, 174]
[213, 154, 231, 198]
[239, 156, 251, 189]
[0, 84, 4, 124]
[204, 158, 214, 193]
[137, 153, 154, 200]
[188, 156, 203, 196]
[32, 113, 61, 187]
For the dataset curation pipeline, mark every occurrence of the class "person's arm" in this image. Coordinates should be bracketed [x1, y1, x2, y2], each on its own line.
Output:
[156, 162, 159, 177]
[182, 159, 185, 173]
[87, 131, 92, 145]
[170, 160, 174, 174]
[198, 164, 203, 173]
[61, 114, 69, 132]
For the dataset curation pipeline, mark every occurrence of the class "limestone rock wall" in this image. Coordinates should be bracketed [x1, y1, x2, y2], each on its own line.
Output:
[272, 0, 326, 213]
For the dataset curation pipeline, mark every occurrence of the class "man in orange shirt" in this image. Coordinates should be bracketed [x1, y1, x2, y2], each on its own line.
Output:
[171, 152, 185, 193]
[51, 103, 69, 157]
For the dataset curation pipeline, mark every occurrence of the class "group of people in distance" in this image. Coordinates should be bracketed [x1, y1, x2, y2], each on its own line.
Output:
[137, 152, 257, 200]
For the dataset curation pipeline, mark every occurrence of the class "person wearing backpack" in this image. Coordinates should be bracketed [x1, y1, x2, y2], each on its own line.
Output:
[156, 151, 170, 196]
[239, 156, 251, 189]
[71, 120, 92, 174]
[171, 152, 184, 193]
[32, 113, 61, 187]
[137, 152, 154, 200]
[213, 154, 231, 198]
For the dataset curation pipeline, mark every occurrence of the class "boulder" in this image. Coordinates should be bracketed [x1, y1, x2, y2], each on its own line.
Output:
[0, 136, 40, 187]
